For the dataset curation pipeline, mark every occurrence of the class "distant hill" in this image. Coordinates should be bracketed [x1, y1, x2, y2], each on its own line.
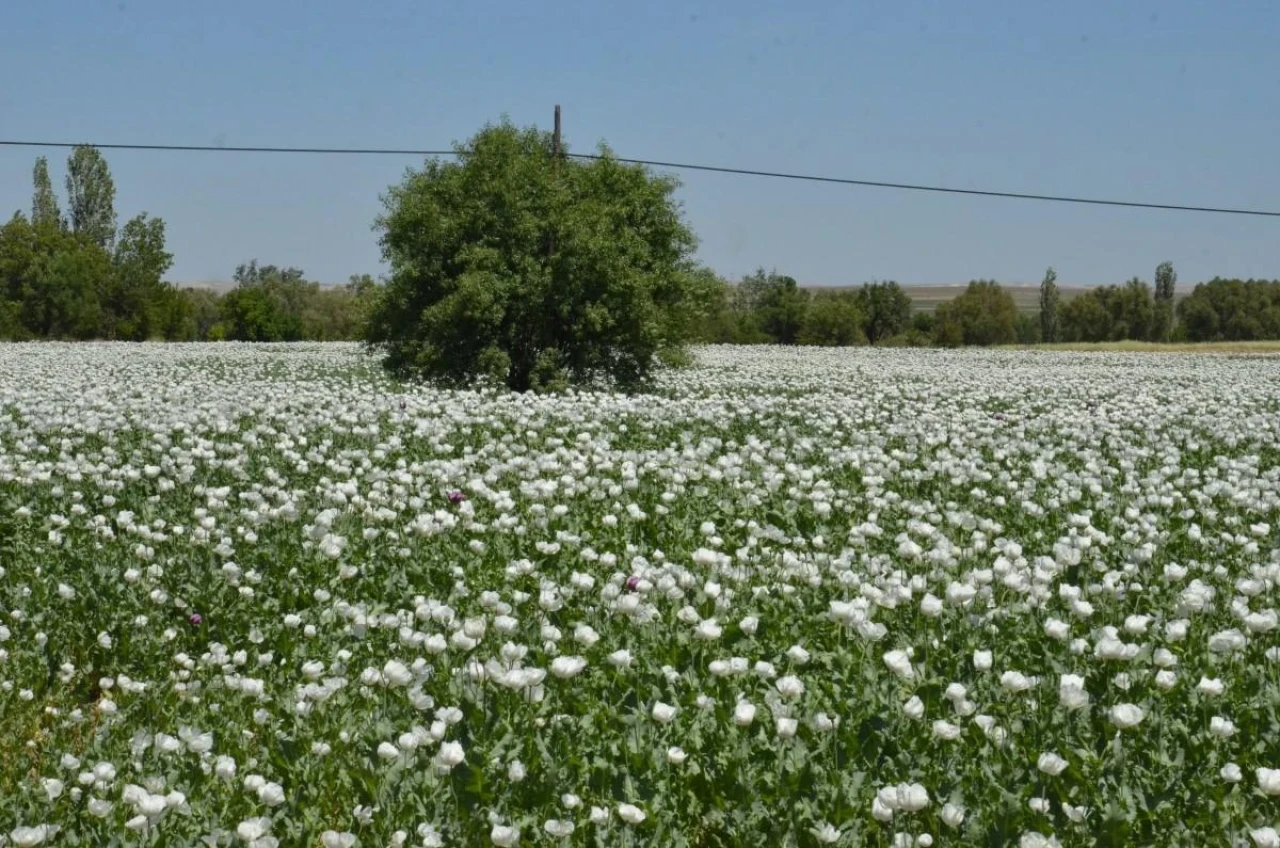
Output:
[175, 280, 347, 293]
[899, 284, 1091, 314]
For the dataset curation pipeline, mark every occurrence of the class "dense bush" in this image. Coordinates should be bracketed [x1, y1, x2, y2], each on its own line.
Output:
[365, 120, 702, 392]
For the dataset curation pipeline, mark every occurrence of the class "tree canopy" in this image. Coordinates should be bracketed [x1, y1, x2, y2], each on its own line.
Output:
[65, 145, 117, 250]
[1039, 267, 1060, 343]
[855, 281, 913, 343]
[934, 280, 1019, 347]
[365, 119, 701, 391]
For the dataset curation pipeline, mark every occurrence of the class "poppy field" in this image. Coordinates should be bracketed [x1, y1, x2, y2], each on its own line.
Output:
[2, 343, 1279, 847]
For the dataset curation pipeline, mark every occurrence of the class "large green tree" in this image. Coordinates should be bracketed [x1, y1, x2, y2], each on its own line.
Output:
[221, 261, 314, 341]
[1039, 267, 1060, 343]
[855, 281, 913, 344]
[799, 289, 865, 346]
[1059, 292, 1112, 342]
[933, 280, 1019, 346]
[105, 213, 174, 339]
[738, 269, 809, 344]
[65, 146, 117, 250]
[366, 119, 700, 391]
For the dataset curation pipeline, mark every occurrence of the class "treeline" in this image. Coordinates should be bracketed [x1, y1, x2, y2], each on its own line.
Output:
[1176, 278, 1280, 342]
[691, 269, 1040, 348]
[691, 269, 936, 347]
[186, 264, 377, 342]
[5, 146, 1278, 349]
[1044, 262, 1280, 344]
[692, 264, 1280, 347]
[0, 147, 375, 342]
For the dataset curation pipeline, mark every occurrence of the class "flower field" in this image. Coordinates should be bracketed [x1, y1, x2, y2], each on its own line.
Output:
[2, 342, 1280, 847]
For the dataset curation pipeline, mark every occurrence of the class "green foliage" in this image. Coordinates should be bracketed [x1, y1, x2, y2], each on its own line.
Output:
[1154, 260, 1177, 302]
[1060, 278, 1155, 343]
[1039, 267, 1060, 343]
[799, 289, 865, 346]
[221, 284, 285, 341]
[367, 118, 700, 391]
[0, 148, 201, 342]
[342, 273, 381, 337]
[1112, 277, 1156, 341]
[106, 213, 174, 340]
[156, 288, 219, 341]
[683, 268, 744, 344]
[1176, 278, 1280, 341]
[1151, 262, 1177, 342]
[667, 264, 734, 346]
[1059, 291, 1114, 343]
[855, 281, 912, 344]
[32, 156, 62, 230]
[0, 213, 38, 322]
[28, 234, 111, 339]
[910, 311, 937, 336]
[738, 268, 810, 345]
[878, 327, 933, 347]
[65, 145, 117, 250]
[1151, 299, 1174, 344]
[1015, 312, 1041, 345]
[933, 280, 1019, 347]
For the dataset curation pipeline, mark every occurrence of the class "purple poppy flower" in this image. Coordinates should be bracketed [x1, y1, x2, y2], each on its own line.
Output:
[188, 613, 203, 627]
[625, 575, 641, 593]
[447, 490, 467, 504]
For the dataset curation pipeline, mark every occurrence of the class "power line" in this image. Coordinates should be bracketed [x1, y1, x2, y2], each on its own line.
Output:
[0, 140, 453, 157]
[2, 138, 1278, 218]
[594, 155, 1280, 219]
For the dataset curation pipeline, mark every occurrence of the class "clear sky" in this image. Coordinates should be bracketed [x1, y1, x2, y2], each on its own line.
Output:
[2, 0, 1278, 287]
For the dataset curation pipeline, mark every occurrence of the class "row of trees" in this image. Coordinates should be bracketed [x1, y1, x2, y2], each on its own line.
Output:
[0, 147, 376, 342]
[691, 271, 1039, 348]
[691, 270, 921, 347]
[693, 262, 1280, 350]
[210, 263, 377, 342]
[1039, 262, 1280, 344]
[1176, 277, 1280, 341]
[1038, 261, 1178, 344]
[0, 148, 179, 340]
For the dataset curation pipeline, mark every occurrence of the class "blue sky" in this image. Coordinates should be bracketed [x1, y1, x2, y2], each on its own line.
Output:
[2, 0, 1278, 287]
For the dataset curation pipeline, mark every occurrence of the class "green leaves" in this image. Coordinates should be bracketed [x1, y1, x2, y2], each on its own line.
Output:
[368, 118, 700, 392]
[65, 145, 117, 251]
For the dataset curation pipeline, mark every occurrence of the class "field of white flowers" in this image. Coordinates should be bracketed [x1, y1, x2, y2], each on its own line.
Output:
[2, 342, 1279, 847]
